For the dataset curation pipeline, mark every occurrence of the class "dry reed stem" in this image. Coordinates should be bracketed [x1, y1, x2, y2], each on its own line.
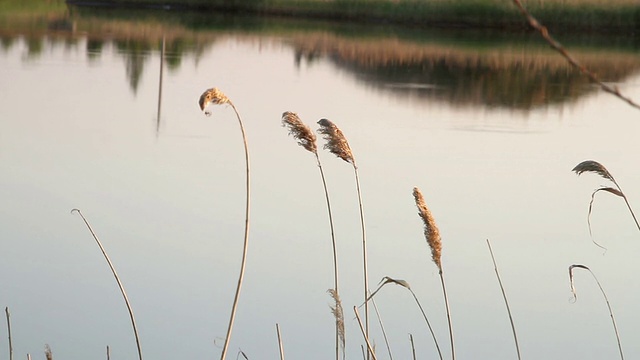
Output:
[5, 307, 12, 360]
[44, 345, 52, 360]
[569, 265, 624, 360]
[413, 188, 442, 270]
[199, 87, 252, 360]
[71, 209, 143, 360]
[486, 240, 521, 360]
[365, 277, 443, 360]
[409, 334, 416, 360]
[370, 296, 393, 360]
[412, 187, 454, 360]
[353, 307, 378, 360]
[510, 0, 640, 110]
[318, 118, 369, 359]
[276, 324, 285, 360]
[283, 111, 343, 360]
[236, 349, 249, 360]
[572, 160, 640, 242]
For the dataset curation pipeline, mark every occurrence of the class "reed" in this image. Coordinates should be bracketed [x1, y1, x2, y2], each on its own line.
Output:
[370, 297, 393, 360]
[353, 307, 378, 360]
[44, 345, 52, 360]
[317, 118, 370, 359]
[409, 334, 416, 360]
[5, 307, 12, 360]
[282, 111, 344, 360]
[71, 209, 143, 360]
[569, 264, 624, 360]
[572, 160, 640, 247]
[486, 240, 521, 360]
[199, 87, 252, 360]
[366, 277, 443, 360]
[413, 187, 454, 360]
[276, 323, 285, 360]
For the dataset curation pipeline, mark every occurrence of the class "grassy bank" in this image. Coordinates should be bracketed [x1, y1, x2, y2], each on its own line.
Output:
[65, 0, 640, 33]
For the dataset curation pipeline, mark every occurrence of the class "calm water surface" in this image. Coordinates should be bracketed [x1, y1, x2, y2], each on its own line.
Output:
[1, 4, 640, 360]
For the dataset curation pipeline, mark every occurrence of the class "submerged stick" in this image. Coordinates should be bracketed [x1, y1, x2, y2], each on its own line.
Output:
[199, 88, 252, 360]
[569, 265, 624, 360]
[486, 240, 521, 360]
[510, 0, 640, 110]
[71, 209, 143, 360]
[5, 307, 12, 360]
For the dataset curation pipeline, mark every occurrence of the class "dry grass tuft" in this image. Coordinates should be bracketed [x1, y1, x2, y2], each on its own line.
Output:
[328, 289, 346, 357]
[198, 87, 230, 113]
[413, 187, 442, 271]
[317, 119, 355, 165]
[282, 111, 318, 154]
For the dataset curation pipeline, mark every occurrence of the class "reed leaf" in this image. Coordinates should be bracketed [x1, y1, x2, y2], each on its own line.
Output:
[568, 264, 624, 360]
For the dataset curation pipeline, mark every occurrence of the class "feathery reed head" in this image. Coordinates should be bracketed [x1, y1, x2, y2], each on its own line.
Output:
[328, 289, 346, 354]
[317, 118, 354, 165]
[572, 160, 615, 183]
[413, 187, 442, 271]
[282, 111, 317, 154]
[198, 87, 230, 112]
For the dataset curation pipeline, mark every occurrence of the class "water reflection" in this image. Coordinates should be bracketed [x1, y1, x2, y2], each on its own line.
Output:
[2, 3, 639, 110]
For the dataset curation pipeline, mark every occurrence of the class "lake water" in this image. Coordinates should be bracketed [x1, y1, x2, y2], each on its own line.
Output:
[1, 3, 640, 360]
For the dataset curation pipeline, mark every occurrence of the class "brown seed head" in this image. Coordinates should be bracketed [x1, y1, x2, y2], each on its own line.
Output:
[572, 160, 615, 183]
[198, 87, 230, 111]
[282, 111, 318, 154]
[317, 118, 354, 165]
[413, 187, 442, 270]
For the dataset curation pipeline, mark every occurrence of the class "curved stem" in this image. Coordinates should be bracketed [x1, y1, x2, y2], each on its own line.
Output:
[72, 209, 143, 360]
[353, 165, 370, 359]
[219, 101, 251, 360]
[316, 156, 342, 360]
[439, 270, 455, 360]
[409, 289, 443, 360]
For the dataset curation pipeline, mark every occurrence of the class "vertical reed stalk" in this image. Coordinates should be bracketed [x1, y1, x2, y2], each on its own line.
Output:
[71, 209, 143, 360]
[353, 307, 377, 360]
[5, 307, 12, 360]
[569, 265, 624, 360]
[107, 346, 110, 360]
[370, 296, 393, 360]
[276, 323, 285, 360]
[409, 334, 416, 360]
[317, 118, 369, 359]
[282, 112, 344, 360]
[486, 240, 521, 360]
[199, 88, 251, 360]
[413, 187, 454, 360]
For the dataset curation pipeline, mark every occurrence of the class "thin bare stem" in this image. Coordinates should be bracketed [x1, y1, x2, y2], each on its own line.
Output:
[5, 307, 12, 360]
[409, 334, 416, 360]
[353, 165, 370, 355]
[107, 346, 110, 360]
[510, 0, 640, 110]
[569, 265, 624, 360]
[219, 100, 252, 360]
[71, 209, 143, 360]
[486, 240, 521, 360]
[276, 324, 285, 360]
[438, 271, 455, 360]
[370, 296, 393, 360]
[354, 307, 378, 360]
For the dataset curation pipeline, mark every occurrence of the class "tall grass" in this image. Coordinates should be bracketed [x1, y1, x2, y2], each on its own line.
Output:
[281, 111, 344, 360]
[413, 187, 455, 360]
[199, 87, 252, 360]
[317, 118, 370, 359]
[71, 209, 143, 360]
[569, 264, 624, 360]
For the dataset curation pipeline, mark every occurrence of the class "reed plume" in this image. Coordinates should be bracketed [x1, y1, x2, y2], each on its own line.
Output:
[282, 111, 344, 360]
[569, 264, 624, 360]
[71, 209, 143, 360]
[572, 160, 640, 247]
[317, 118, 370, 359]
[365, 277, 443, 360]
[413, 187, 454, 360]
[486, 240, 521, 360]
[199, 87, 251, 360]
